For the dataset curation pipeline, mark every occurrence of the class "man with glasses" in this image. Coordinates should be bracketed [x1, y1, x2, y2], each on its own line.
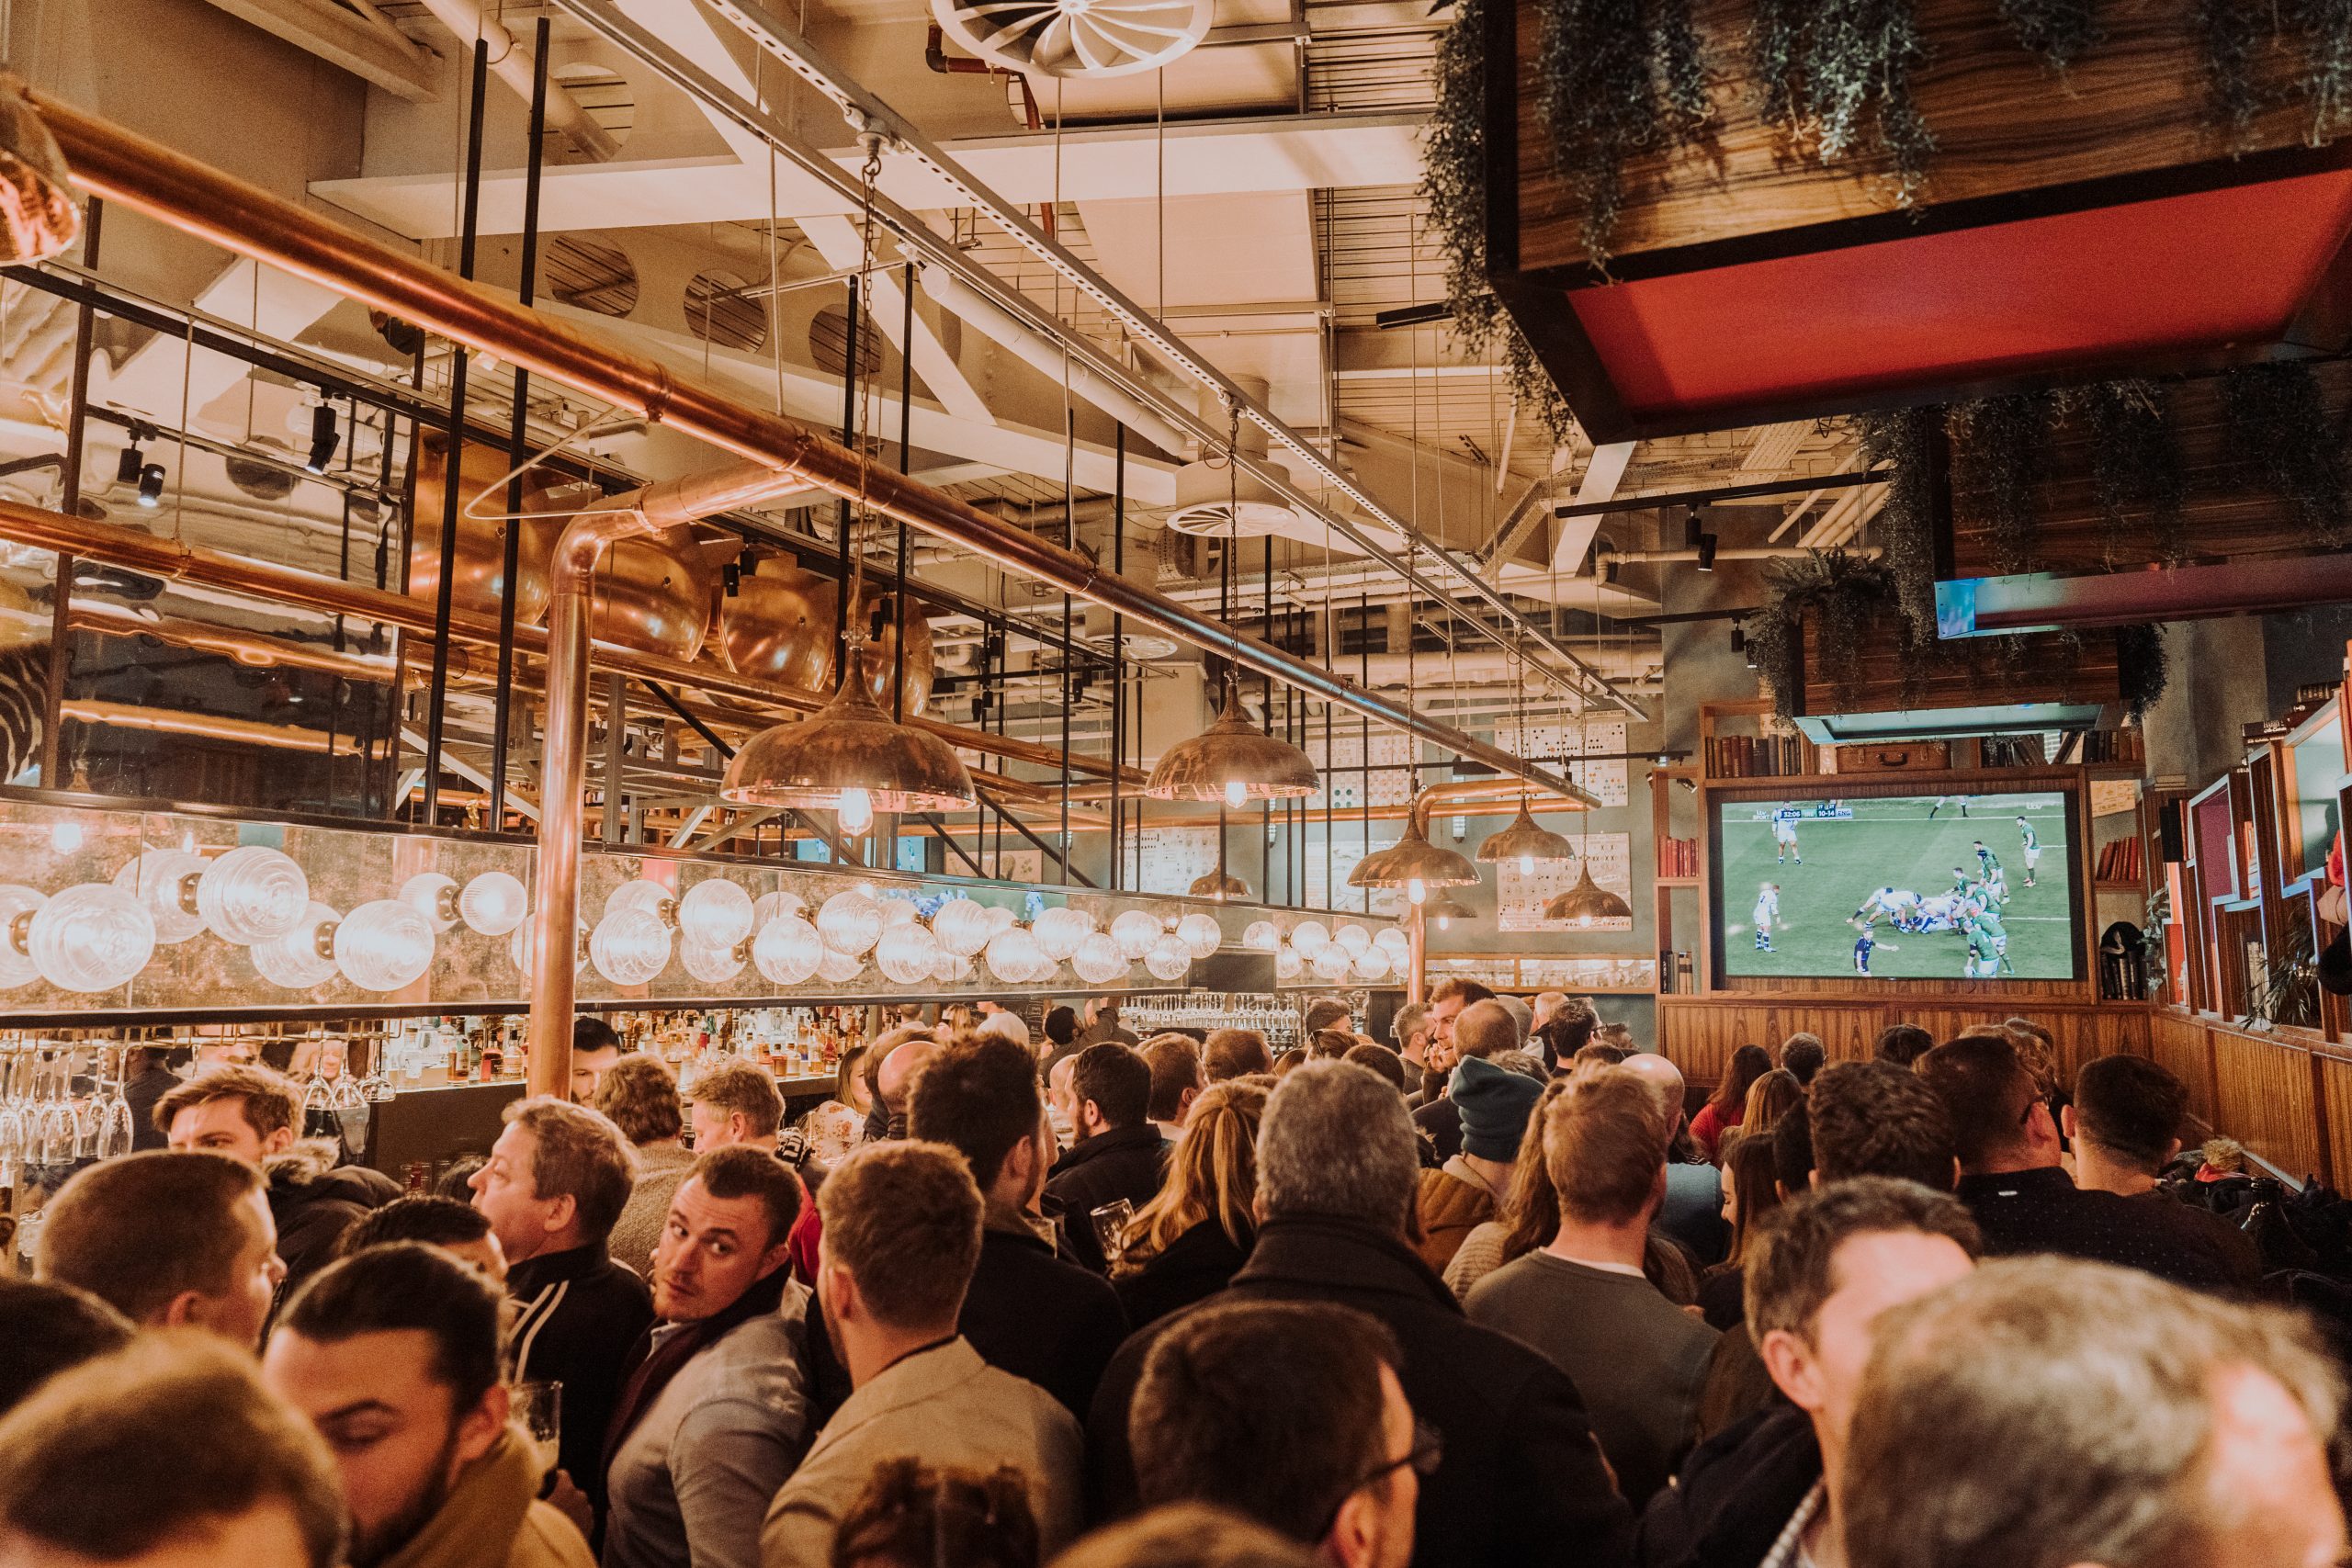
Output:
[1129, 1300, 1430, 1568]
[1916, 1035, 2243, 1292]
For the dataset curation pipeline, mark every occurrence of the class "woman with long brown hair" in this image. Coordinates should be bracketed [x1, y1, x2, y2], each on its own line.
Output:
[1697, 1129, 1783, 1329]
[1731, 1068, 1803, 1152]
[1688, 1043, 1771, 1164]
[1111, 1080, 1267, 1328]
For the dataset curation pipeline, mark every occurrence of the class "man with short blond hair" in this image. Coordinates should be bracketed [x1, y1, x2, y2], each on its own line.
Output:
[1203, 1028, 1272, 1083]
[1143, 1034, 1204, 1141]
[688, 1060, 786, 1148]
[37, 1150, 286, 1348]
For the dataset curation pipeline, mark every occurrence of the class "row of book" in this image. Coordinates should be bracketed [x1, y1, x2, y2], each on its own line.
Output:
[1657, 836, 1700, 879]
[1705, 734, 1810, 778]
[1657, 950, 1698, 994]
[2080, 729, 2146, 765]
[2094, 834, 2146, 885]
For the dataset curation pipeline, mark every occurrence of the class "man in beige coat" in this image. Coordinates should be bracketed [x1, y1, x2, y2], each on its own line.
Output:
[760, 1141, 1082, 1567]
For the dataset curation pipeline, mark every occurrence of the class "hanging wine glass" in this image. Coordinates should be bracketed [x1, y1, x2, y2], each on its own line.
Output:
[95, 1043, 133, 1159]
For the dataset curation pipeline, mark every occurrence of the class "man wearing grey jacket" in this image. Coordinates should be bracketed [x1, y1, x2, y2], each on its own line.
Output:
[603, 1148, 814, 1568]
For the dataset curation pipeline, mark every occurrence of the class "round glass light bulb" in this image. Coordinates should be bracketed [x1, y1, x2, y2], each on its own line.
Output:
[333, 899, 435, 993]
[1334, 923, 1371, 955]
[458, 872, 529, 937]
[0, 885, 45, 988]
[591, 908, 673, 987]
[932, 948, 975, 984]
[678, 879, 756, 950]
[196, 845, 310, 944]
[1351, 944, 1393, 982]
[752, 915, 825, 986]
[1275, 945, 1304, 981]
[252, 902, 340, 989]
[1289, 919, 1330, 957]
[985, 905, 1018, 934]
[605, 879, 675, 925]
[28, 884, 155, 993]
[1408, 877, 1428, 905]
[1519, 853, 1535, 875]
[816, 889, 884, 956]
[510, 917, 587, 979]
[1242, 919, 1280, 951]
[876, 922, 940, 985]
[680, 938, 748, 987]
[1222, 778, 1247, 809]
[1144, 932, 1193, 982]
[837, 786, 874, 834]
[984, 925, 1043, 984]
[1311, 943, 1352, 980]
[932, 897, 994, 957]
[1374, 927, 1411, 956]
[817, 946, 865, 985]
[752, 890, 806, 930]
[399, 872, 460, 933]
[1176, 912, 1222, 959]
[880, 898, 918, 930]
[1033, 907, 1093, 962]
[1110, 908, 1161, 960]
[112, 848, 207, 944]
[1071, 930, 1128, 986]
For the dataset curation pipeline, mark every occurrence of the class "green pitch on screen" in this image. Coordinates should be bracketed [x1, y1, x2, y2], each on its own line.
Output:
[1718, 793, 2075, 982]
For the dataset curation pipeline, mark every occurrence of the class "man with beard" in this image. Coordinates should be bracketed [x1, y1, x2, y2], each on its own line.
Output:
[603, 1148, 816, 1568]
[263, 1242, 594, 1568]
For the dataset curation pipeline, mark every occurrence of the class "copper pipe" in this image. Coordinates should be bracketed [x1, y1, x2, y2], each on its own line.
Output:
[70, 604, 402, 682]
[29, 94, 1591, 809]
[60, 698, 354, 753]
[1408, 903, 1427, 1006]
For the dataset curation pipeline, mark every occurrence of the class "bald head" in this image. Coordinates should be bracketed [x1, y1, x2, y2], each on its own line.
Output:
[1453, 999, 1520, 1062]
[1617, 1052, 1687, 1131]
[877, 1039, 941, 1113]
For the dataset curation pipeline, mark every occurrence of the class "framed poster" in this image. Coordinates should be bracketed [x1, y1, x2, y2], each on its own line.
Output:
[1304, 830, 1403, 916]
[1134, 828, 1219, 895]
[1494, 719, 1630, 807]
[1498, 832, 1634, 931]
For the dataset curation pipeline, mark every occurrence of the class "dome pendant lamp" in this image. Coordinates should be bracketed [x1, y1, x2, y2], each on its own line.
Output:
[1349, 809, 1478, 907]
[0, 81, 80, 264]
[1147, 674, 1319, 806]
[1544, 859, 1634, 927]
[1476, 797, 1575, 875]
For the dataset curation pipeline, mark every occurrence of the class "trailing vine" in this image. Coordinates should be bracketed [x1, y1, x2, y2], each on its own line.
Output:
[1854, 407, 1940, 658]
[2064, 379, 2188, 566]
[1998, 0, 2100, 73]
[1747, 549, 1903, 716]
[2113, 622, 2170, 718]
[1946, 392, 2052, 574]
[2222, 361, 2350, 547]
[1750, 0, 1936, 204]
[2198, 0, 2352, 144]
[1532, 0, 1712, 268]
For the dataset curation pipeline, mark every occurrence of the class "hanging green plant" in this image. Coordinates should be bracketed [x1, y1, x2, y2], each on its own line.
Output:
[2062, 379, 2188, 566]
[1747, 549, 1904, 718]
[1532, 0, 1712, 268]
[2222, 361, 2350, 547]
[1422, 0, 1575, 442]
[1998, 0, 2100, 73]
[2195, 0, 2267, 136]
[2295, 0, 2352, 142]
[1946, 392, 2052, 575]
[1750, 0, 1936, 204]
[2196, 0, 2352, 144]
[1853, 406, 1940, 658]
[2113, 622, 2171, 718]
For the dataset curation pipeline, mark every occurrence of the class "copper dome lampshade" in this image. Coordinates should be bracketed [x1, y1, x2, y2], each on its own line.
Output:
[1350, 813, 1479, 906]
[720, 646, 974, 829]
[1422, 889, 1476, 931]
[1147, 671, 1319, 807]
[1189, 868, 1250, 900]
[1476, 798, 1575, 874]
[1544, 861, 1633, 927]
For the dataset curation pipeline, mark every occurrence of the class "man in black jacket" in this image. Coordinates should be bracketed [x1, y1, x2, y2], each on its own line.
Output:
[1046, 1043, 1168, 1273]
[911, 1034, 1129, 1417]
[156, 1063, 399, 1287]
[1089, 1059, 1634, 1568]
[469, 1096, 651, 1517]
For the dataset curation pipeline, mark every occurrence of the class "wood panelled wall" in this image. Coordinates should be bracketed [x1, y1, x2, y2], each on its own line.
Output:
[2147, 1010, 2349, 1189]
[1657, 997, 2150, 1094]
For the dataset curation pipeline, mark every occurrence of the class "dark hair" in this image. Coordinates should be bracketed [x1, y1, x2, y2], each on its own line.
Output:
[1133, 1301, 1401, 1543]
[1916, 1036, 2041, 1170]
[695, 1060, 786, 1140]
[574, 1016, 624, 1056]
[2072, 1055, 2188, 1174]
[1809, 1061, 1960, 1190]
[0, 1337, 345, 1568]
[501, 1097, 638, 1243]
[435, 1157, 485, 1201]
[35, 1151, 264, 1325]
[594, 1054, 684, 1145]
[1722, 1132, 1784, 1268]
[279, 1243, 503, 1414]
[1745, 1177, 1981, 1344]
[908, 1036, 1043, 1190]
[1771, 1099, 1815, 1196]
[1873, 1024, 1934, 1067]
[1046, 1505, 1317, 1568]
[338, 1195, 493, 1259]
[830, 1456, 1039, 1568]
[819, 1142, 984, 1327]
[1044, 1007, 1079, 1048]
[1452, 1001, 1519, 1063]
[1572, 1042, 1628, 1068]
[1779, 1034, 1826, 1087]
[691, 1145, 805, 1251]
[0, 1280, 133, 1419]
[1072, 1043, 1153, 1130]
[1204, 1029, 1272, 1082]
[1342, 1043, 1408, 1091]
[1143, 1036, 1204, 1122]
[1706, 1044, 1774, 1120]
[1306, 1029, 1356, 1062]
[1301, 998, 1353, 1035]
[153, 1062, 298, 1140]
[1427, 978, 1495, 1008]
[1539, 1007, 1599, 1065]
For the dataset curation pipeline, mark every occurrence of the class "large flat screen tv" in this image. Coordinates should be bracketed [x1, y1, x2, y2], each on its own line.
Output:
[1713, 788, 2083, 982]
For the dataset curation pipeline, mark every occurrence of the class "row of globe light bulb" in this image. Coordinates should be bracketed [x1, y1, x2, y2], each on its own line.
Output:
[829, 781, 1256, 832]
[1244, 917, 1410, 984]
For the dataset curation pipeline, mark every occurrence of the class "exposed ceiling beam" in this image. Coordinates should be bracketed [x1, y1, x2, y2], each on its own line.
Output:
[200, 0, 440, 100]
[1549, 441, 1635, 572]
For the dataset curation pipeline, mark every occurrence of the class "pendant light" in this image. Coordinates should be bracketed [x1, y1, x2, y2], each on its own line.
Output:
[0, 82, 80, 264]
[718, 143, 974, 827]
[1189, 868, 1249, 900]
[1350, 808, 1477, 906]
[1476, 798, 1575, 874]
[1423, 888, 1474, 931]
[1544, 859, 1633, 927]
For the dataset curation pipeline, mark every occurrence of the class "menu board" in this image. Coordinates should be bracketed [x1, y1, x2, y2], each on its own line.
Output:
[1304, 831, 1403, 917]
[1306, 731, 1417, 807]
[1498, 831, 1634, 931]
[1134, 828, 1220, 895]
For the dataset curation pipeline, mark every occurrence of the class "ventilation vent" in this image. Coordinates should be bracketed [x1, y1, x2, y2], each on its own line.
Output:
[931, 0, 1213, 78]
[809, 305, 883, 379]
[546, 236, 639, 318]
[686, 271, 766, 353]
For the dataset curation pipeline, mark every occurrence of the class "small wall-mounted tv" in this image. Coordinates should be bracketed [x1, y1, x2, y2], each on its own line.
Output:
[1713, 787, 2083, 983]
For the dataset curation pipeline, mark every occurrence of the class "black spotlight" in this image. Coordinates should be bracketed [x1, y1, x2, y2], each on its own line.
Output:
[304, 401, 340, 475]
[115, 444, 143, 485]
[1683, 504, 1703, 551]
[722, 560, 742, 597]
[136, 462, 166, 508]
[1695, 532, 1718, 572]
[1729, 619, 1746, 653]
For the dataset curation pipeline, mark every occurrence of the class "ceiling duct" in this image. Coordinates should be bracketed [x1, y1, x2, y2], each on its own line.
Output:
[931, 0, 1213, 77]
[1162, 377, 1298, 539]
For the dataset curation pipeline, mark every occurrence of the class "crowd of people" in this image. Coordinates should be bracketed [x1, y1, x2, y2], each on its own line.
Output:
[0, 983, 2342, 1568]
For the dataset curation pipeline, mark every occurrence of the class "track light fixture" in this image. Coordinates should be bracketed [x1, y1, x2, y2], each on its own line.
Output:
[304, 401, 340, 475]
[1696, 533, 1718, 572]
[1684, 505, 1703, 551]
[1729, 619, 1745, 653]
[115, 445, 141, 485]
[136, 462, 165, 508]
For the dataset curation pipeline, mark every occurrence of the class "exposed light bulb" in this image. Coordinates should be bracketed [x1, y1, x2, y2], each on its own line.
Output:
[1520, 853, 1535, 875]
[1437, 912, 1453, 931]
[1223, 778, 1247, 810]
[49, 821, 82, 853]
[837, 787, 874, 834]
[1408, 877, 1427, 905]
